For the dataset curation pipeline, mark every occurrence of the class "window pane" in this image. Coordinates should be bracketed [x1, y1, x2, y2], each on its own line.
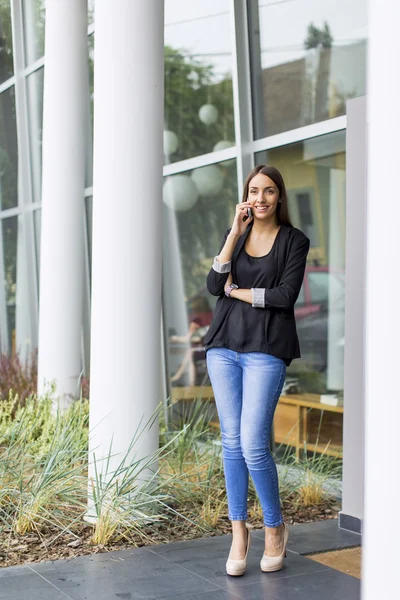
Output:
[0, 1, 13, 83]
[34, 209, 41, 283]
[1, 216, 17, 351]
[164, 1, 235, 164]
[0, 86, 18, 210]
[163, 159, 237, 417]
[22, 0, 45, 65]
[256, 131, 346, 456]
[85, 195, 92, 280]
[27, 68, 44, 204]
[250, 0, 367, 137]
[88, 0, 95, 25]
[307, 271, 330, 305]
[86, 34, 94, 187]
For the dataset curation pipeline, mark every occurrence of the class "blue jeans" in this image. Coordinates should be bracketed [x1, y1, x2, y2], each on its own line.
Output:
[206, 347, 286, 527]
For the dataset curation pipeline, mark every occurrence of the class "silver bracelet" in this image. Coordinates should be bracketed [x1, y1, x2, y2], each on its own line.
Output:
[225, 283, 238, 298]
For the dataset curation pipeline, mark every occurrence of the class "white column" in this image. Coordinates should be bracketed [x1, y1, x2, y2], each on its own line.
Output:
[37, 0, 88, 405]
[327, 168, 345, 391]
[88, 0, 164, 503]
[340, 96, 366, 533]
[363, 2, 400, 598]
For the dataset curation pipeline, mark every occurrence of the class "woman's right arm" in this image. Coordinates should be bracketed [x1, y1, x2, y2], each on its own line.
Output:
[206, 202, 253, 296]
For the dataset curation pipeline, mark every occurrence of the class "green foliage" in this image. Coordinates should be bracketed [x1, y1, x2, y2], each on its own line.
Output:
[0, 393, 89, 536]
[305, 21, 333, 50]
[0, 391, 342, 548]
[159, 399, 226, 528]
[164, 46, 234, 162]
[0, 391, 89, 460]
[276, 429, 342, 507]
[89, 403, 203, 545]
[163, 46, 237, 298]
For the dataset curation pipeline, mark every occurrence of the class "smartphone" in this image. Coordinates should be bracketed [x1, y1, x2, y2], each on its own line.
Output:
[243, 206, 252, 222]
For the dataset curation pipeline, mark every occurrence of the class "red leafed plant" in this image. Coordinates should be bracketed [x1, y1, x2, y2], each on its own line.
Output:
[80, 375, 90, 400]
[0, 349, 91, 404]
[0, 349, 38, 403]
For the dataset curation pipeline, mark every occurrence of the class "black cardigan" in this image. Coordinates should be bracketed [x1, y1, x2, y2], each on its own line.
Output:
[203, 223, 310, 363]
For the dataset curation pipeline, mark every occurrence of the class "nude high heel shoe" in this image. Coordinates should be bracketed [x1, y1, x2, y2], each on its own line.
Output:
[260, 522, 289, 573]
[226, 524, 251, 577]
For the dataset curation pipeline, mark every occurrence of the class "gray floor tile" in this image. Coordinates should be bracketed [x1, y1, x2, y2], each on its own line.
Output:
[0, 566, 70, 600]
[165, 592, 243, 600]
[252, 520, 361, 555]
[151, 534, 331, 593]
[148, 533, 228, 555]
[227, 567, 360, 600]
[29, 548, 220, 600]
[0, 564, 31, 579]
[0, 521, 361, 600]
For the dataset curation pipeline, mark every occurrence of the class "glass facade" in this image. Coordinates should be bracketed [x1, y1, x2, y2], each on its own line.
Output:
[0, 86, 18, 210]
[0, 1, 13, 83]
[250, 0, 367, 138]
[0, 2, 368, 458]
[87, 33, 94, 188]
[22, 0, 45, 66]
[26, 68, 44, 204]
[1, 215, 16, 350]
[164, 0, 235, 164]
[256, 132, 346, 454]
[33, 209, 41, 280]
[163, 160, 237, 393]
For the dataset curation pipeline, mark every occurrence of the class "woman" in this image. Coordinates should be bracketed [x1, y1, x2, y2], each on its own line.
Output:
[204, 165, 310, 576]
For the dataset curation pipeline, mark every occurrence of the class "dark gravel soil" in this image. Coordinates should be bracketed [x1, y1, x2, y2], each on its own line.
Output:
[0, 496, 340, 568]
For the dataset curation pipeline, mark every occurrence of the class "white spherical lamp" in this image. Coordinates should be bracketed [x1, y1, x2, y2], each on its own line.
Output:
[213, 140, 235, 166]
[191, 165, 224, 197]
[198, 104, 219, 125]
[163, 130, 179, 155]
[213, 140, 234, 152]
[163, 175, 199, 212]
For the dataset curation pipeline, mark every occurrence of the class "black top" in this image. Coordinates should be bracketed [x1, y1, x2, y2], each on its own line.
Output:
[203, 222, 310, 365]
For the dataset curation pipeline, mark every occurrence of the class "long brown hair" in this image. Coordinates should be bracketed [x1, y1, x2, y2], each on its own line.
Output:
[242, 165, 293, 227]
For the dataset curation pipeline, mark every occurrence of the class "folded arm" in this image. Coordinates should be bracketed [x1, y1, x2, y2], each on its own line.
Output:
[229, 233, 310, 309]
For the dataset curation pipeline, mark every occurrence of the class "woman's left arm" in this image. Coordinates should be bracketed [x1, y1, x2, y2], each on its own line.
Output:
[228, 233, 310, 308]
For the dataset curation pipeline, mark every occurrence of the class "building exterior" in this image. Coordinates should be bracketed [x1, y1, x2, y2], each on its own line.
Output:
[2, 1, 399, 597]
[0, 0, 363, 493]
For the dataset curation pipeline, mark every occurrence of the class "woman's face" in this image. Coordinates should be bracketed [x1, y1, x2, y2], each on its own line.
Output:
[247, 173, 280, 221]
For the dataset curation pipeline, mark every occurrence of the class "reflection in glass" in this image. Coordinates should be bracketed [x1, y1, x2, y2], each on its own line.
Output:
[85, 196, 92, 280]
[1, 216, 17, 352]
[86, 34, 94, 187]
[88, 0, 95, 25]
[0, 0, 13, 83]
[0, 86, 18, 210]
[163, 159, 237, 407]
[33, 209, 41, 282]
[256, 131, 346, 456]
[22, 0, 45, 65]
[16, 215, 35, 360]
[250, 0, 367, 137]
[164, 1, 234, 164]
[0, 215, 36, 358]
[27, 68, 44, 204]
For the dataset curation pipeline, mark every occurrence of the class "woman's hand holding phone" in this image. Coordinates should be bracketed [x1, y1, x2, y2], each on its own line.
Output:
[230, 202, 253, 237]
[217, 202, 253, 264]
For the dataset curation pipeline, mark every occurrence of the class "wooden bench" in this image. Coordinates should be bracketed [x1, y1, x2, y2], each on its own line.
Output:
[171, 386, 343, 458]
